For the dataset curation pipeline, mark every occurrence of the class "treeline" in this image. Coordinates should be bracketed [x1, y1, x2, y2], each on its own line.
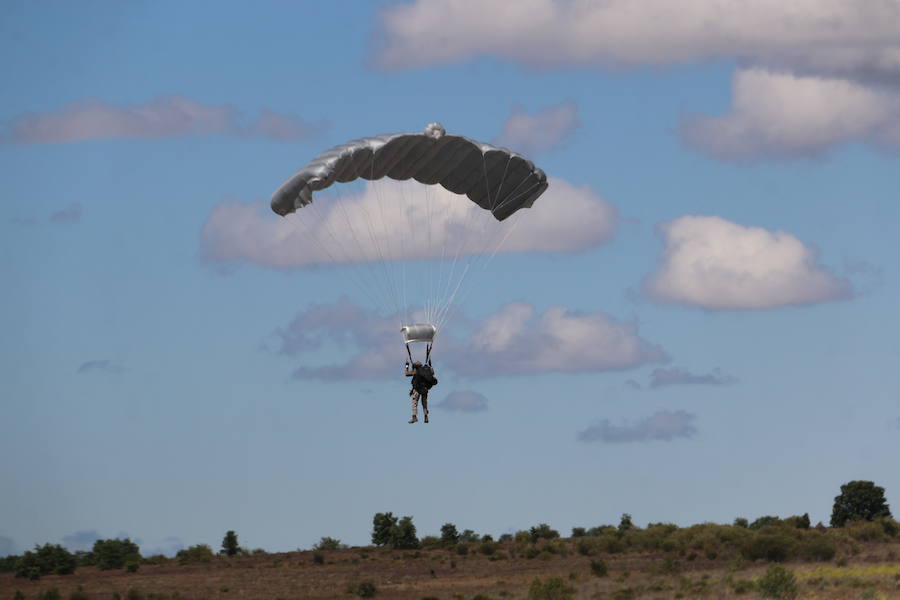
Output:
[2, 480, 894, 580]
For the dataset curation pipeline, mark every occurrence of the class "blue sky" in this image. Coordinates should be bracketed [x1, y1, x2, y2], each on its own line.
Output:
[2, 0, 899, 556]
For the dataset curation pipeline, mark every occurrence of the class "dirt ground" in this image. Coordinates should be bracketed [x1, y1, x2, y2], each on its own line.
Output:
[4, 541, 900, 600]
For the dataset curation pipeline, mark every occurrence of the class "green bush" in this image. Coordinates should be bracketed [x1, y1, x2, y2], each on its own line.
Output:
[312, 552, 325, 565]
[590, 558, 608, 577]
[733, 518, 749, 528]
[455, 544, 469, 556]
[15, 544, 77, 578]
[797, 534, 836, 562]
[756, 565, 797, 599]
[526, 577, 575, 600]
[125, 561, 139, 573]
[346, 581, 377, 597]
[175, 545, 214, 565]
[571, 527, 586, 538]
[529, 524, 559, 543]
[125, 588, 144, 600]
[13, 590, 25, 600]
[741, 534, 792, 562]
[844, 520, 888, 542]
[478, 541, 499, 556]
[730, 579, 755, 594]
[314, 537, 345, 551]
[92, 539, 141, 571]
[459, 529, 480, 543]
[750, 516, 782, 530]
[371, 513, 397, 546]
[0, 555, 20, 574]
[393, 517, 419, 550]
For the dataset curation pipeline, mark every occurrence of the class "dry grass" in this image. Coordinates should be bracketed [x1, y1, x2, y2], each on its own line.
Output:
[3, 540, 900, 600]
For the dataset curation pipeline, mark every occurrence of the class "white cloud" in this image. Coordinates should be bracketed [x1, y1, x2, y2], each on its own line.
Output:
[438, 390, 488, 412]
[0, 535, 15, 556]
[578, 409, 698, 443]
[374, 0, 900, 78]
[3, 96, 324, 143]
[273, 299, 665, 380]
[494, 101, 579, 155]
[201, 177, 616, 268]
[449, 302, 667, 376]
[681, 68, 900, 159]
[644, 215, 851, 310]
[62, 530, 102, 552]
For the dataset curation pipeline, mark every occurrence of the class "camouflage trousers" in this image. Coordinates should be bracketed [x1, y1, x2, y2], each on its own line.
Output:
[410, 388, 429, 417]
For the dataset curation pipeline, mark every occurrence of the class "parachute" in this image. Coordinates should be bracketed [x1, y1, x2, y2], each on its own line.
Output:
[271, 123, 549, 360]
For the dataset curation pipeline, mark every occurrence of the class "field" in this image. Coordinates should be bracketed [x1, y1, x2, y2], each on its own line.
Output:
[4, 537, 900, 600]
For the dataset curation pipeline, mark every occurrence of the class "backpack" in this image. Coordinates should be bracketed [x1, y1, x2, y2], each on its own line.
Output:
[414, 364, 438, 391]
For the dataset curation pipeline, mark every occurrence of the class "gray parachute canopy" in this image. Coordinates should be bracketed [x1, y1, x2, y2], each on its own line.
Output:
[271, 122, 549, 221]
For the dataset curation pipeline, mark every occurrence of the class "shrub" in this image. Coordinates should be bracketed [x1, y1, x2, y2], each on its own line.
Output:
[741, 533, 792, 562]
[15, 544, 77, 578]
[590, 558, 608, 577]
[529, 524, 559, 543]
[440, 523, 460, 545]
[13, 591, 25, 600]
[459, 529, 479, 543]
[93, 539, 141, 570]
[419, 536, 441, 548]
[125, 561, 139, 573]
[571, 527, 586, 538]
[312, 552, 325, 565]
[831, 481, 892, 527]
[844, 520, 887, 542]
[393, 517, 419, 550]
[750, 516, 782, 530]
[314, 537, 345, 551]
[346, 581, 377, 597]
[479, 541, 499, 556]
[176, 545, 214, 565]
[618, 514, 634, 532]
[756, 565, 797, 599]
[125, 588, 144, 600]
[0, 555, 20, 574]
[797, 534, 836, 561]
[730, 579, 755, 594]
[576, 538, 597, 556]
[733, 518, 749, 528]
[527, 577, 575, 600]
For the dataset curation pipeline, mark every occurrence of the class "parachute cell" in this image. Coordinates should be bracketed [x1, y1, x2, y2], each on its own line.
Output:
[271, 123, 548, 222]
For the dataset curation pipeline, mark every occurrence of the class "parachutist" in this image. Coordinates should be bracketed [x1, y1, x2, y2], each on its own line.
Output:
[405, 360, 438, 424]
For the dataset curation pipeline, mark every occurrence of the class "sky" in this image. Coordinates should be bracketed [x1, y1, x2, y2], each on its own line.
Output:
[2, 0, 899, 557]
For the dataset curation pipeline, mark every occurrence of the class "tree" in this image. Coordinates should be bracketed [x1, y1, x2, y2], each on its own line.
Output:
[529, 523, 559, 542]
[831, 480, 892, 527]
[440, 523, 460, 546]
[618, 514, 634, 532]
[15, 544, 76, 579]
[221, 531, 241, 557]
[392, 516, 419, 550]
[91, 539, 141, 570]
[314, 537, 344, 551]
[372, 513, 398, 546]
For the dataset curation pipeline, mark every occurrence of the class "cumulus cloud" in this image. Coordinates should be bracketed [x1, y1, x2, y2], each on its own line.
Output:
[437, 390, 488, 412]
[201, 177, 615, 268]
[62, 530, 101, 552]
[578, 409, 698, 443]
[0, 535, 15, 556]
[374, 0, 900, 79]
[77, 360, 126, 375]
[449, 302, 666, 376]
[49, 203, 82, 224]
[2, 96, 324, 144]
[494, 101, 578, 155]
[681, 68, 900, 160]
[273, 299, 665, 380]
[649, 367, 737, 389]
[644, 215, 852, 310]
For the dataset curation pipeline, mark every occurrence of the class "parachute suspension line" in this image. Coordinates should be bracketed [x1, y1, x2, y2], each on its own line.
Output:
[328, 187, 396, 317]
[289, 201, 382, 314]
[369, 157, 404, 327]
[303, 197, 389, 315]
[360, 158, 402, 323]
[490, 154, 514, 213]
